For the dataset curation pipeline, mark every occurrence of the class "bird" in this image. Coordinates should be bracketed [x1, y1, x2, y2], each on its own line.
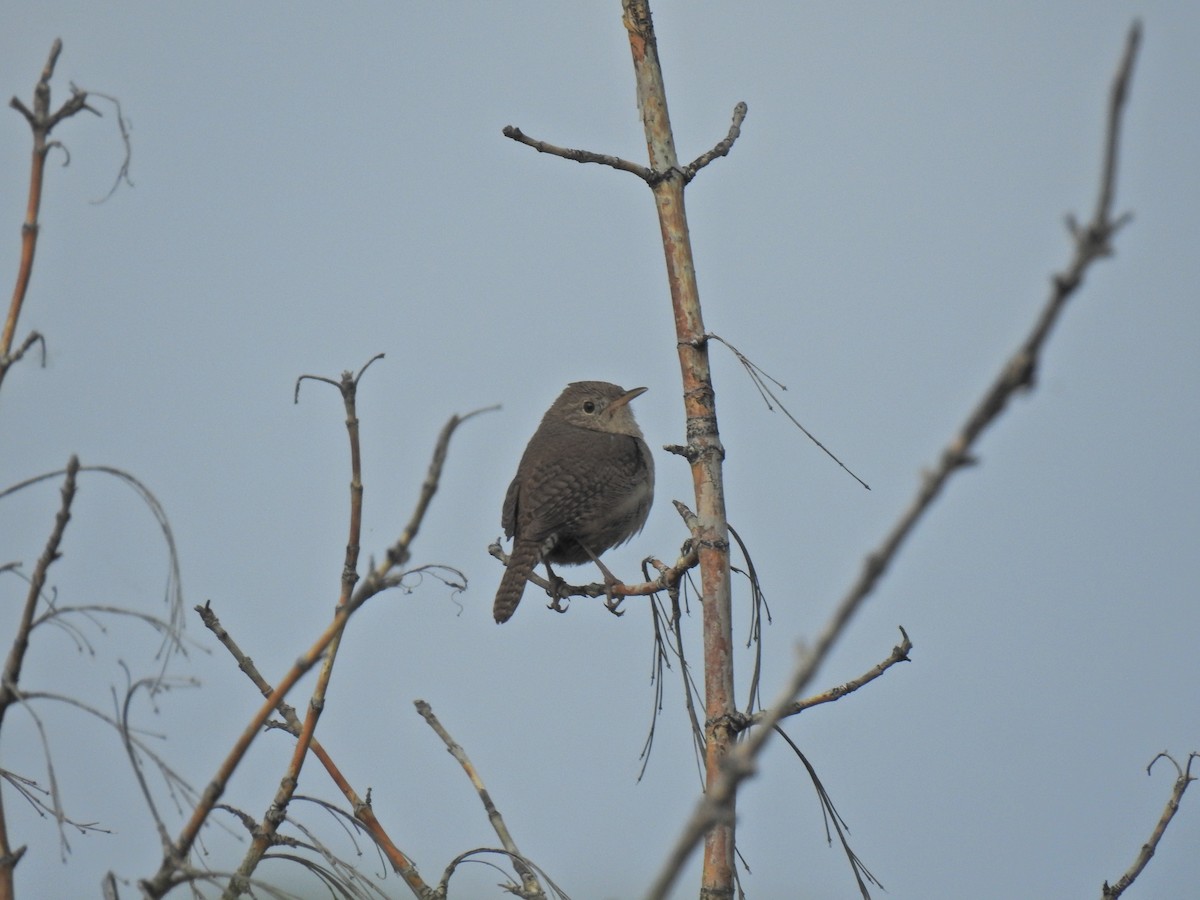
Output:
[493, 381, 655, 624]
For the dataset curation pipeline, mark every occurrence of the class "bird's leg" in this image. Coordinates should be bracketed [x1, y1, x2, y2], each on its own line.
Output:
[582, 546, 626, 617]
[543, 561, 570, 613]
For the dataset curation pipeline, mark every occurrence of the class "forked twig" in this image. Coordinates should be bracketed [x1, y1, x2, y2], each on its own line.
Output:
[503, 101, 747, 187]
[2, 40, 115, 394]
[1102, 751, 1199, 899]
[196, 602, 432, 898]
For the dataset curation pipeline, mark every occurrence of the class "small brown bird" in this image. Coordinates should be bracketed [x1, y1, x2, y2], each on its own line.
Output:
[493, 381, 655, 623]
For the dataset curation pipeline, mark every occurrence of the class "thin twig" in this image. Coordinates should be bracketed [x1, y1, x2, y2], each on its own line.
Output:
[682, 102, 748, 183]
[226, 358, 375, 897]
[706, 332, 869, 490]
[0, 457, 84, 893]
[83, 90, 134, 202]
[774, 728, 883, 899]
[502, 126, 654, 181]
[639, 568, 705, 784]
[0, 457, 78, 728]
[503, 96, 746, 188]
[142, 377, 484, 896]
[415, 701, 547, 900]
[379, 403, 499, 575]
[727, 522, 770, 713]
[743, 628, 912, 729]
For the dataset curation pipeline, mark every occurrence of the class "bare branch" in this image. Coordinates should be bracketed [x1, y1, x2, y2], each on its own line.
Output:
[795, 19, 1142, 698]
[141, 368, 486, 896]
[486, 538, 698, 610]
[227, 359, 376, 897]
[377, 404, 498, 576]
[1102, 751, 1198, 899]
[502, 125, 654, 181]
[0, 457, 79, 725]
[681, 101, 748, 183]
[2, 41, 118, 394]
[743, 628, 912, 729]
[415, 700, 547, 899]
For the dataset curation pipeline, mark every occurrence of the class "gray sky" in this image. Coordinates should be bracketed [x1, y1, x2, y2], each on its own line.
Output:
[2, 3, 1198, 898]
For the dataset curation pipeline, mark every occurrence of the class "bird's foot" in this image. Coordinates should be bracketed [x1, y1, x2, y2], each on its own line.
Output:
[602, 577, 626, 617]
[545, 571, 570, 614]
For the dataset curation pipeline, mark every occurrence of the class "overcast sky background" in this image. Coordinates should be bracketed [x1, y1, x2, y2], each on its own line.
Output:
[2, 4, 1198, 899]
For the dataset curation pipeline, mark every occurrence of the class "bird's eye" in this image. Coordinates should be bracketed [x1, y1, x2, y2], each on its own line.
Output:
[583, 401, 597, 414]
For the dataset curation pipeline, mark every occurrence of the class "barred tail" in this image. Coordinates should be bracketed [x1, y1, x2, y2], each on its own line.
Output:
[493, 539, 541, 623]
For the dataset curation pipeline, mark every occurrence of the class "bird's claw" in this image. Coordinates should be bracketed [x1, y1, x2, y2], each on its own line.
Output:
[603, 577, 626, 617]
[546, 573, 570, 614]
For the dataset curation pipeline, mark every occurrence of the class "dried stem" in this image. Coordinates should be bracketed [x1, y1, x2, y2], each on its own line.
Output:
[743, 628, 911, 728]
[223, 361, 376, 898]
[502, 126, 653, 181]
[502, 98, 746, 188]
[139, 589, 356, 896]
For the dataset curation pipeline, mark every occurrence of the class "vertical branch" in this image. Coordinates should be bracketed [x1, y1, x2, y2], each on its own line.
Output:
[223, 363, 372, 898]
[141, 359, 392, 898]
[3, 40, 95, 394]
[0, 456, 79, 900]
[621, 1, 737, 895]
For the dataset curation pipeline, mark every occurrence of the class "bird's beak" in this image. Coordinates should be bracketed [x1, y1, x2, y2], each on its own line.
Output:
[607, 386, 648, 411]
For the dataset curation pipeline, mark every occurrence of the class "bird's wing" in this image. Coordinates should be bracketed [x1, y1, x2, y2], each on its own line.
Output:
[518, 433, 646, 539]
